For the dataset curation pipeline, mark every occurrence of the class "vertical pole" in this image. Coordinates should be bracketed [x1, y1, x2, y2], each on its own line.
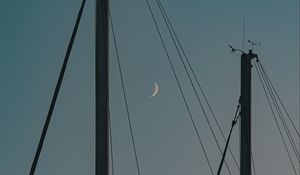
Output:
[96, 0, 109, 175]
[240, 50, 256, 175]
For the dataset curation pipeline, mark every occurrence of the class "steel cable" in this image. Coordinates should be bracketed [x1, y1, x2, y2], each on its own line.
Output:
[145, 0, 214, 174]
[29, 1, 86, 174]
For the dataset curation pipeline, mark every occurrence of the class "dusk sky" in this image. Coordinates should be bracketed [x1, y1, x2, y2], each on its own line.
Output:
[0, 0, 299, 174]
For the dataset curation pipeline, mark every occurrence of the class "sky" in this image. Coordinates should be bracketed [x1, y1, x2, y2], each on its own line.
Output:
[0, 0, 299, 174]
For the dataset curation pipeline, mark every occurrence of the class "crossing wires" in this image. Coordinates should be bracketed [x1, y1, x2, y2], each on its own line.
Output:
[145, 0, 215, 174]
[155, 0, 241, 172]
[155, 1, 235, 174]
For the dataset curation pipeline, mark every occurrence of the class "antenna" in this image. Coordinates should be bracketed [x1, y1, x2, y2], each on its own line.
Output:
[248, 40, 261, 50]
[242, 17, 246, 52]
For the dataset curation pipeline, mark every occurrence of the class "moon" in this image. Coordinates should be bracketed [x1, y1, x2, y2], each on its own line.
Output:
[150, 81, 159, 97]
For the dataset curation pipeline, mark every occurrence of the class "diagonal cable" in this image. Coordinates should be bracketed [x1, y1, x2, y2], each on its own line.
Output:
[257, 59, 300, 137]
[251, 152, 257, 175]
[254, 61, 297, 174]
[156, 0, 240, 170]
[109, 10, 141, 175]
[108, 106, 115, 175]
[260, 67, 300, 160]
[217, 103, 240, 175]
[29, 1, 86, 174]
[145, 0, 214, 174]
[256, 58, 300, 161]
[155, 1, 233, 174]
[256, 59, 300, 160]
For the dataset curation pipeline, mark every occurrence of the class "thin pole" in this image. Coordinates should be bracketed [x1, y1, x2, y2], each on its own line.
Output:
[240, 50, 256, 175]
[96, 0, 109, 175]
[242, 18, 246, 52]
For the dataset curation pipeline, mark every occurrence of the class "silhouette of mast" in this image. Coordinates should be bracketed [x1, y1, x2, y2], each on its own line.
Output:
[96, 0, 109, 175]
[240, 50, 257, 175]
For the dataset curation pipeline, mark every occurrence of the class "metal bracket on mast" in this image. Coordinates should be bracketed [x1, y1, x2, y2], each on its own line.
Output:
[228, 44, 244, 54]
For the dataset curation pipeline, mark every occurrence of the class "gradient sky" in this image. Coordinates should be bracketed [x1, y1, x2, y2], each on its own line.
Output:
[0, 0, 299, 174]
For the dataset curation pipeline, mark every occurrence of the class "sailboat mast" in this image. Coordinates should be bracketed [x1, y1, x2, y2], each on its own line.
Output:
[95, 0, 109, 175]
[240, 50, 257, 175]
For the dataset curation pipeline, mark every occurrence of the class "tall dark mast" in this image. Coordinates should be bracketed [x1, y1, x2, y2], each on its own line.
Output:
[96, 0, 109, 175]
[240, 50, 257, 175]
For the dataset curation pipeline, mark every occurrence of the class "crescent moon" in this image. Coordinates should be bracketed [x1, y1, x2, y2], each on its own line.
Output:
[150, 81, 159, 97]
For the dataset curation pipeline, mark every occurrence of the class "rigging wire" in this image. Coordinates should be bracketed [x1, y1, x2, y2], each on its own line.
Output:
[253, 61, 297, 175]
[108, 106, 115, 175]
[109, 10, 141, 175]
[261, 74, 300, 161]
[156, 0, 240, 170]
[255, 59, 300, 160]
[29, 1, 86, 174]
[155, 1, 233, 174]
[257, 62, 300, 172]
[251, 152, 257, 175]
[144, 0, 214, 174]
[217, 103, 240, 175]
[257, 59, 300, 137]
